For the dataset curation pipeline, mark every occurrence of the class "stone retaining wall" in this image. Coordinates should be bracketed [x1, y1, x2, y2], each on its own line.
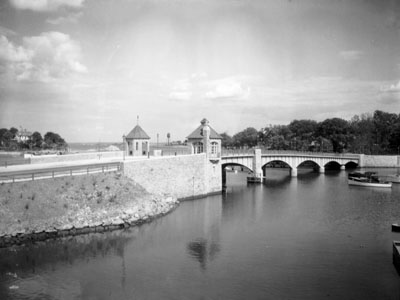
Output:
[359, 154, 400, 167]
[123, 154, 222, 200]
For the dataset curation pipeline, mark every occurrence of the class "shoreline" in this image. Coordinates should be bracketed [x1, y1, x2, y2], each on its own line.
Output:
[0, 172, 179, 248]
[0, 202, 179, 248]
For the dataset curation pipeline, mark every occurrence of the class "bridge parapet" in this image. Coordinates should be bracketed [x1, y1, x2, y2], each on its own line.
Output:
[221, 150, 360, 178]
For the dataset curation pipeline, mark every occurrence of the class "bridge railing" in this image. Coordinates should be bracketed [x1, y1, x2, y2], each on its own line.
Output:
[221, 149, 254, 156]
[0, 162, 122, 183]
[261, 150, 360, 158]
[221, 148, 360, 158]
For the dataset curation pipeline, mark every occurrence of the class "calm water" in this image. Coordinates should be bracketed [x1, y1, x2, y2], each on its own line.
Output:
[1, 168, 400, 299]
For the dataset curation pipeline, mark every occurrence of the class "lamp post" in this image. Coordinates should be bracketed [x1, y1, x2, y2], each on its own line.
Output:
[122, 134, 126, 161]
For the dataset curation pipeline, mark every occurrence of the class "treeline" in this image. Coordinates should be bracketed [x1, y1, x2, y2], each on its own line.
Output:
[0, 127, 68, 151]
[221, 110, 400, 154]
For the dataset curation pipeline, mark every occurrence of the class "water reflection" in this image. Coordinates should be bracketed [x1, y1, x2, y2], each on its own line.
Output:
[0, 229, 135, 300]
[187, 238, 220, 270]
[1, 167, 400, 299]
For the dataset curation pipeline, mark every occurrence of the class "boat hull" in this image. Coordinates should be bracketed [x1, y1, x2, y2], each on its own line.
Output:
[348, 179, 392, 188]
[247, 177, 262, 183]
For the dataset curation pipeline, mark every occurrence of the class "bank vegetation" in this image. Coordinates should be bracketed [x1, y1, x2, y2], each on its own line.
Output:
[0, 172, 178, 247]
[221, 110, 400, 154]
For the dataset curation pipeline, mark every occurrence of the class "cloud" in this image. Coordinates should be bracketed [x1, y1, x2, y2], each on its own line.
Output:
[0, 32, 87, 82]
[168, 91, 193, 101]
[46, 12, 83, 25]
[380, 80, 400, 93]
[167, 74, 250, 102]
[0, 26, 16, 37]
[339, 50, 363, 60]
[205, 77, 250, 100]
[0, 35, 29, 62]
[9, 0, 85, 11]
[168, 78, 193, 101]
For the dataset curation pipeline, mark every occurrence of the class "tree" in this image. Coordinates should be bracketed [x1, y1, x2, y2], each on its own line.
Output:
[259, 125, 291, 150]
[167, 133, 171, 145]
[232, 127, 258, 148]
[9, 127, 18, 138]
[372, 110, 398, 153]
[348, 113, 374, 153]
[1, 130, 13, 148]
[220, 132, 233, 148]
[317, 118, 351, 153]
[44, 132, 67, 150]
[0, 128, 9, 147]
[389, 119, 400, 154]
[288, 119, 318, 151]
[30, 131, 43, 149]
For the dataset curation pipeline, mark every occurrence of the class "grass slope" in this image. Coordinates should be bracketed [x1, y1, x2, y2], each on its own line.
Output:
[0, 172, 175, 237]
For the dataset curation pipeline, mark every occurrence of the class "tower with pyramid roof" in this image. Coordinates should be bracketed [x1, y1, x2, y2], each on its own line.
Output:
[123, 119, 150, 157]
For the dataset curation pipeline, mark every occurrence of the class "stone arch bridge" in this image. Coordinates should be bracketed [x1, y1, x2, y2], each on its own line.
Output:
[221, 149, 360, 179]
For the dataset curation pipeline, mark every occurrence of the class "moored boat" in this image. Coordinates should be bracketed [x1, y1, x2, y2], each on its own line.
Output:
[348, 172, 392, 188]
[392, 223, 400, 232]
[348, 178, 392, 188]
[393, 241, 400, 274]
[247, 176, 262, 183]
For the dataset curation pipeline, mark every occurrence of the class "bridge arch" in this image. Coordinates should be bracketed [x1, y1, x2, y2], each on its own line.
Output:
[222, 151, 360, 180]
[222, 162, 253, 173]
[297, 159, 322, 169]
[221, 162, 253, 188]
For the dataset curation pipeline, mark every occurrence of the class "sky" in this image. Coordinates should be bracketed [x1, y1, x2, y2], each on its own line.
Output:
[0, 0, 400, 143]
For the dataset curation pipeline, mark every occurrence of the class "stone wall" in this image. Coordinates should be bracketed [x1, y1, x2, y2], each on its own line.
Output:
[122, 154, 222, 200]
[30, 151, 123, 164]
[359, 154, 400, 167]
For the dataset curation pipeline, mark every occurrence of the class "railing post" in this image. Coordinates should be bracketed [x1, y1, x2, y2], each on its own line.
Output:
[32, 173, 34, 181]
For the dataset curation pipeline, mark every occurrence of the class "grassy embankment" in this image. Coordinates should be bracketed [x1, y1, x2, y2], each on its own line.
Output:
[0, 172, 178, 245]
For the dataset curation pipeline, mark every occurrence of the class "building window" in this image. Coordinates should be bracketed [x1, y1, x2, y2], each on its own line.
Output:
[195, 142, 203, 153]
[211, 142, 218, 154]
[136, 142, 138, 151]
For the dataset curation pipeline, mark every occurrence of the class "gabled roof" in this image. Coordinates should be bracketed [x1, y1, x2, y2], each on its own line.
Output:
[126, 125, 150, 139]
[187, 124, 222, 140]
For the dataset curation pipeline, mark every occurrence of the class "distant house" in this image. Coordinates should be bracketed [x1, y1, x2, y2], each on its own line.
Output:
[187, 118, 222, 156]
[15, 129, 32, 143]
[123, 124, 150, 156]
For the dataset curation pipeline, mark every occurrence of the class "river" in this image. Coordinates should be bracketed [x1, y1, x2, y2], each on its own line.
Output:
[1, 168, 400, 299]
